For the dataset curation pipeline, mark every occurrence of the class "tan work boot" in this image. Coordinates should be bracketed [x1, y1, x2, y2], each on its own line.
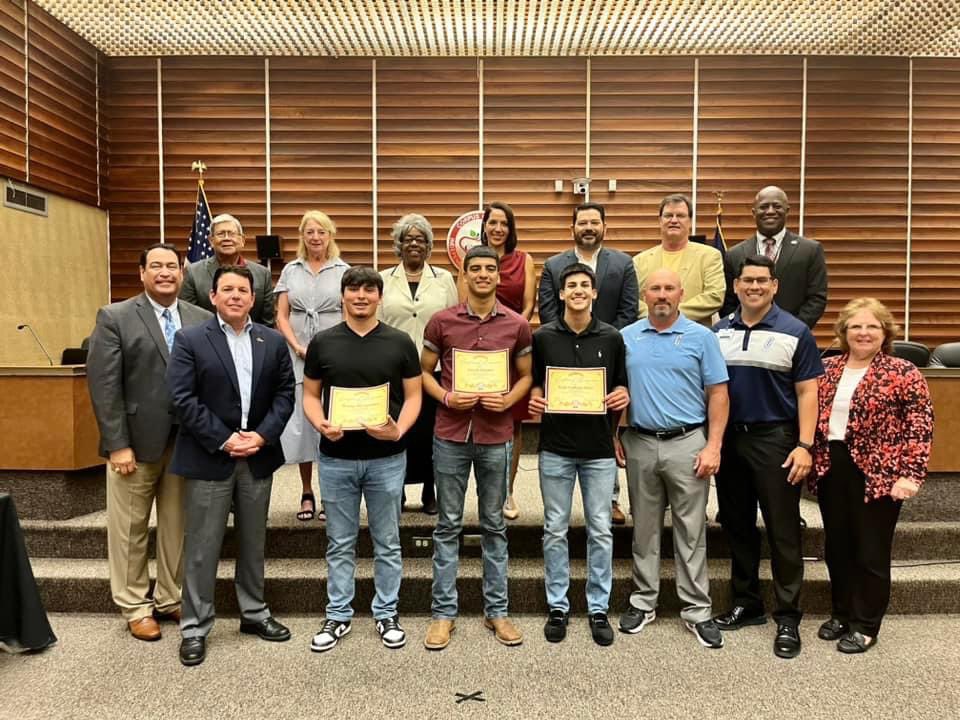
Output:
[128, 616, 161, 641]
[484, 616, 523, 646]
[424, 619, 455, 650]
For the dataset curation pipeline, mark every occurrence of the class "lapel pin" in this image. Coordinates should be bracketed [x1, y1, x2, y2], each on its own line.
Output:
[256, 337, 264, 343]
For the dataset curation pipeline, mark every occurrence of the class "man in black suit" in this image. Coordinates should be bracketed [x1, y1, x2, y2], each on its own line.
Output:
[166, 264, 295, 666]
[720, 186, 828, 329]
[538, 202, 639, 524]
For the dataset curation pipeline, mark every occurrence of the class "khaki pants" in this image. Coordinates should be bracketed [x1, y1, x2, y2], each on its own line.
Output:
[106, 440, 184, 622]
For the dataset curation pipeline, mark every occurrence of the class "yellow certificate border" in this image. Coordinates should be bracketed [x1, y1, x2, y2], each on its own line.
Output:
[451, 348, 510, 394]
[328, 382, 390, 431]
[544, 366, 607, 415]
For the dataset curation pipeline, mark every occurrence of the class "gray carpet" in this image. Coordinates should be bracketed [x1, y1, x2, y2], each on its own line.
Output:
[3, 613, 958, 720]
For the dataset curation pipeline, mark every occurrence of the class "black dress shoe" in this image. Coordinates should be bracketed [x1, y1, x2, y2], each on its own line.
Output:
[837, 631, 878, 654]
[774, 623, 802, 659]
[817, 617, 849, 641]
[240, 616, 291, 642]
[713, 606, 767, 631]
[179, 637, 206, 666]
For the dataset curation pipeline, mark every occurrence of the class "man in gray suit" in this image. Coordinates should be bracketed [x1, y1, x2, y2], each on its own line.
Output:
[538, 202, 639, 524]
[720, 186, 828, 329]
[86, 243, 211, 641]
[180, 213, 276, 326]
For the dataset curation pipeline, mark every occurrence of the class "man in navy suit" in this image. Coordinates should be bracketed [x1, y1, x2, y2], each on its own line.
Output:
[166, 264, 295, 666]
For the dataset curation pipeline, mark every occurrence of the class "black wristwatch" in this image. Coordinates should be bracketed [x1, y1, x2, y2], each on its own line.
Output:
[796, 441, 813, 451]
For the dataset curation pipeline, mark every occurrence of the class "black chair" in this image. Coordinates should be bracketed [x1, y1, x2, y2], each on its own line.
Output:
[891, 340, 930, 367]
[61, 347, 88, 364]
[930, 341, 960, 368]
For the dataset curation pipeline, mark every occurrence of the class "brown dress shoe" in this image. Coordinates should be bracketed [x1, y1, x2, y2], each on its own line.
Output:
[128, 616, 161, 641]
[424, 619, 455, 650]
[611, 502, 626, 525]
[154, 607, 182, 623]
[484, 617, 523, 646]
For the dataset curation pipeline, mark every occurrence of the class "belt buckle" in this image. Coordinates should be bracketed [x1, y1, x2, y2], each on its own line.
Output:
[655, 429, 669, 439]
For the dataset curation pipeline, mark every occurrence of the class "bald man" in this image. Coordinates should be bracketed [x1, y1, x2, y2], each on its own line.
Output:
[614, 269, 730, 649]
[720, 186, 827, 329]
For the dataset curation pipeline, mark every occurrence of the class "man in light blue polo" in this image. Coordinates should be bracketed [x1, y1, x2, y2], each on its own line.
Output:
[615, 268, 730, 649]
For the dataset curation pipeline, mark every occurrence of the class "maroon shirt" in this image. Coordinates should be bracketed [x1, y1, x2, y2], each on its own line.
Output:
[423, 301, 533, 444]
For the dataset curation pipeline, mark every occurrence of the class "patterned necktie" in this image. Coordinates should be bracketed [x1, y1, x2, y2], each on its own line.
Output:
[162, 308, 176, 352]
[763, 237, 777, 261]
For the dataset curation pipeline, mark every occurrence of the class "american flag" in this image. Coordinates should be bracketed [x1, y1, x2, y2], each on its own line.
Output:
[711, 196, 727, 260]
[186, 183, 214, 263]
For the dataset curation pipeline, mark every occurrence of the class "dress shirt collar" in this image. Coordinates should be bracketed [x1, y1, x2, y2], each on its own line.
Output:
[217, 314, 253, 335]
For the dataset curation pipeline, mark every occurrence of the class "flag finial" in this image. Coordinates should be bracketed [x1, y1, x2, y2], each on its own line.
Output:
[191, 160, 207, 186]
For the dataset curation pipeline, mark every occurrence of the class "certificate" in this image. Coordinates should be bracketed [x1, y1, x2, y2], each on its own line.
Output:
[328, 383, 390, 430]
[452, 348, 510, 394]
[545, 366, 607, 415]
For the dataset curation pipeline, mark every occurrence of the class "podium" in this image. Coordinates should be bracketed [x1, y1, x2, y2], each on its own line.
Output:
[0, 366, 104, 519]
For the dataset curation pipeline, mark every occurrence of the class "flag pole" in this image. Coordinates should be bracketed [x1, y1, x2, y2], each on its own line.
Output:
[191, 160, 207, 187]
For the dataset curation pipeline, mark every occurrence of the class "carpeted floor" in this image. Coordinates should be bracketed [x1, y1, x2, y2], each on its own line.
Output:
[3, 613, 958, 720]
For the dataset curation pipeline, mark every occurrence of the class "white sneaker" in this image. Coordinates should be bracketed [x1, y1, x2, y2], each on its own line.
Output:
[310, 619, 351, 652]
[376, 615, 407, 649]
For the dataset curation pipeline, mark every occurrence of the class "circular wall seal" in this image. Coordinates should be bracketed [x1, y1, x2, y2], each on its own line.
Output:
[446, 210, 484, 268]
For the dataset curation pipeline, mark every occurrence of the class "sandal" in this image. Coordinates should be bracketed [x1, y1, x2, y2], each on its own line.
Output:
[317, 501, 326, 523]
[297, 492, 316, 522]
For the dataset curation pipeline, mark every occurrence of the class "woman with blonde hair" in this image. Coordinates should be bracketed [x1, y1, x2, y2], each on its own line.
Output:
[275, 210, 350, 521]
[810, 297, 933, 653]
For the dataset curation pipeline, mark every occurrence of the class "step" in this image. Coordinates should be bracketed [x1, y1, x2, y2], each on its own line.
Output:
[30, 556, 960, 615]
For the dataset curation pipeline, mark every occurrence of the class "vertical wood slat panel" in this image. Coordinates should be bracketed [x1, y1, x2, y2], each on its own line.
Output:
[161, 57, 266, 258]
[0, 0, 26, 180]
[805, 57, 909, 341]
[103, 56, 159, 301]
[910, 58, 960, 348]
[269, 58, 372, 265]
[26, 2, 97, 204]
[590, 56, 695, 253]
[483, 57, 586, 270]
[376, 57, 478, 273]
[696, 56, 803, 249]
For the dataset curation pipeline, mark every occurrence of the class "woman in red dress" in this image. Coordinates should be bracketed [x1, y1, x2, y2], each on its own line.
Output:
[458, 201, 536, 518]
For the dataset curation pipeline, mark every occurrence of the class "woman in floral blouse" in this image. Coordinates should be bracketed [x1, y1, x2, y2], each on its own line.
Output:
[810, 297, 934, 653]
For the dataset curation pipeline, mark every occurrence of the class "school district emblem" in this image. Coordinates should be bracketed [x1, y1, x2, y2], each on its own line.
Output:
[446, 210, 484, 268]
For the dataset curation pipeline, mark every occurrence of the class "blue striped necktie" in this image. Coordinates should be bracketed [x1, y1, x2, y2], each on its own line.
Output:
[162, 308, 176, 352]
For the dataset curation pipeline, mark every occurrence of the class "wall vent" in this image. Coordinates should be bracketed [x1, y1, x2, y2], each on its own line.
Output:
[4, 184, 48, 216]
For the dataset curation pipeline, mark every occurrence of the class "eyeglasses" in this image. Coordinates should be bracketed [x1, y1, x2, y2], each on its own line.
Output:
[661, 213, 689, 221]
[400, 235, 427, 245]
[214, 230, 240, 239]
[738, 277, 773, 286]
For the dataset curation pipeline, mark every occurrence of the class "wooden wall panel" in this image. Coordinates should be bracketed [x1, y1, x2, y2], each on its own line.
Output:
[377, 57, 478, 273]
[805, 57, 909, 339]
[910, 58, 960, 348]
[26, 2, 98, 204]
[161, 57, 266, 257]
[590, 57, 694, 254]
[0, 0, 25, 180]
[269, 58, 372, 265]
[483, 57, 586, 269]
[696, 56, 803, 247]
[103, 56, 159, 301]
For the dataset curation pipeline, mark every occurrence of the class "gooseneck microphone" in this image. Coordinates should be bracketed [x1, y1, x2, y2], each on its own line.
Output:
[16, 323, 54, 365]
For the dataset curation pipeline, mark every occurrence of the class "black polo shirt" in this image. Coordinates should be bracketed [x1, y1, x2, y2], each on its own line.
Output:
[531, 316, 628, 458]
[304, 321, 421, 460]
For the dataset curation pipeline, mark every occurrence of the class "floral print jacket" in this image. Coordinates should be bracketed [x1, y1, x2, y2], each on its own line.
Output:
[810, 352, 934, 502]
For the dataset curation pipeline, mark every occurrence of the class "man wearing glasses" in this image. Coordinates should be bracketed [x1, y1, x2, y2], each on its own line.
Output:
[180, 213, 276, 327]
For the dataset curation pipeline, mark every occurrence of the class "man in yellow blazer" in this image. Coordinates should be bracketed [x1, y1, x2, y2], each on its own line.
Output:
[633, 194, 725, 324]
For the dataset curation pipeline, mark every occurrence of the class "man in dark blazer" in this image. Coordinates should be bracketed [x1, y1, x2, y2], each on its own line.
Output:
[537, 202, 639, 524]
[180, 213, 276, 326]
[166, 264, 295, 666]
[721, 186, 828, 329]
[87, 243, 211, 641]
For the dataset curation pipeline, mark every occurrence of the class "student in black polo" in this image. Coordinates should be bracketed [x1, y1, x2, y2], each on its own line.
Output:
[528, 262, 629, 646]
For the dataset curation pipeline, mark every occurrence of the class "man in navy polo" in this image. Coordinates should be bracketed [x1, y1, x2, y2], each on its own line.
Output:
[615, 269, 729, 649]
[711, 254, 823, 660]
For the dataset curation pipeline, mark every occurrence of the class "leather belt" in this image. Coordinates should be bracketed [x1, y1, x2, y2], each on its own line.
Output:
[632, 422, 704, 440]
[731, 421, 791, 433]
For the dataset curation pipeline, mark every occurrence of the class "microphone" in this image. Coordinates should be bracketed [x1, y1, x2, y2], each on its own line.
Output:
[17, 324, 54, 365]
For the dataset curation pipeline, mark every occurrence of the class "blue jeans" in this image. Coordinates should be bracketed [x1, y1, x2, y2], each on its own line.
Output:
[539, 451, 616, 614]
[318, 451, 405, 621]
[431, 437, 511, 619]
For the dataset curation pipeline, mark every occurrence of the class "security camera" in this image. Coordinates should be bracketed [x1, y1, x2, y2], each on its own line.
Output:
[572, 177, 590, 195]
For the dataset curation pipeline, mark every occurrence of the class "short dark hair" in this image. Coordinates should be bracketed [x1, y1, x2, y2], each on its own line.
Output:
[658, 194, 693, 218]
[139, 243, 180, 268]
[737, 254, 778, 280]
[558, 262, 596, 290]
[212, 264, 254, 292]
[340, 266, 383, 295]
[481, 201, 518, 254]
[463, 244, 500, 269]
[572, 202, 605, 224]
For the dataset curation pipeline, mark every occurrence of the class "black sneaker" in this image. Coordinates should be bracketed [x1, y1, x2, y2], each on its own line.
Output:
[375, 615, 407, 649]
[685, 619, 724, 649]
[543, 608, 568, 643]
[618, 606, 656, 634]
[310, 619, 351, 653]
[589, 613, 615, 646]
